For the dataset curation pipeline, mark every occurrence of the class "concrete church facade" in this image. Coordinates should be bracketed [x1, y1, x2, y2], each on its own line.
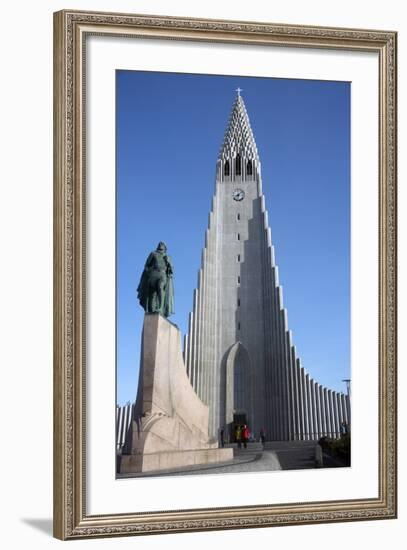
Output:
[183, 91, 350, 442]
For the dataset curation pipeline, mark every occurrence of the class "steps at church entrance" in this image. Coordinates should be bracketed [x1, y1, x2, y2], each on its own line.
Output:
[265, 440, 323, 470]
[227, 442, 264, 454]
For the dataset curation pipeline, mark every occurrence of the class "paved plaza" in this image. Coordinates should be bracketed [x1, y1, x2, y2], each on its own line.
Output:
[117, 440, 346, 479]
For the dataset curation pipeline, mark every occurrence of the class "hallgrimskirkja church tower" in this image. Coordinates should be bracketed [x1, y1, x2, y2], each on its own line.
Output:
[182, 91, 350, 441]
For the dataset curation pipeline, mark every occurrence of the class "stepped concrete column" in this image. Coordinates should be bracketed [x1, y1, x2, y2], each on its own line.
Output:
[119, 314, 233, 474]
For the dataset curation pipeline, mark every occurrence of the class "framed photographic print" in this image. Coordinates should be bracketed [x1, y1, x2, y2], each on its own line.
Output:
[53, 9, 397, 540]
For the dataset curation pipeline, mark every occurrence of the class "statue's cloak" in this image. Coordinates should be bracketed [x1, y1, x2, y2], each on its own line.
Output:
[163, 275, 174, 318]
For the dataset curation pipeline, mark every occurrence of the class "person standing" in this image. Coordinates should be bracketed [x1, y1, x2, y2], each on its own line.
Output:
[260, 427, 266, 447]
[235, 425, 242, 448]
[242, 424, 250, 448]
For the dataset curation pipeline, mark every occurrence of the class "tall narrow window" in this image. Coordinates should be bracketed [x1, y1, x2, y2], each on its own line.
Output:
[224, 160, 230, 176]
[237, 322, 241, 330]
[247, 159, 253, 176]
[237, 233, 240, 241]
[237, 298, 240, 307]
[237, 254, 241, 262]
[237, 275, 240, 284]
[235, 154, 241, 175]
[237, 213, 240, 221]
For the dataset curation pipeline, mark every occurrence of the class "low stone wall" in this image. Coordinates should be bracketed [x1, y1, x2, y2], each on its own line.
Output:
[119, 448, 232, 474]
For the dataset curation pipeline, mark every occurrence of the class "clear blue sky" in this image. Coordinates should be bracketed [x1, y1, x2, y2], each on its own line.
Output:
[116, 70, 350, 405]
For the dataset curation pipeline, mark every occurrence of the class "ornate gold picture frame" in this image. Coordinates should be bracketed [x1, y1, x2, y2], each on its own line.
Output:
[53, 9, 397, 540]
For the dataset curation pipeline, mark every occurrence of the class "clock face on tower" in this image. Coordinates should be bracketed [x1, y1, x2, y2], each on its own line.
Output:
[232, 188, 245, 201]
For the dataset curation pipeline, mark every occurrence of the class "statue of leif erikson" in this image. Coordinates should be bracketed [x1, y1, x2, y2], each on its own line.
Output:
[137, 242, 174, 318]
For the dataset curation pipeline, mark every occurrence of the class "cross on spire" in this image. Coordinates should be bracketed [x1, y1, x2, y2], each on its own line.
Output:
[236, 87, 243, 96]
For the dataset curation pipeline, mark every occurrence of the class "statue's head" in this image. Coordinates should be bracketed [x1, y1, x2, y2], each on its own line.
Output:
[156, 241, 167, 253]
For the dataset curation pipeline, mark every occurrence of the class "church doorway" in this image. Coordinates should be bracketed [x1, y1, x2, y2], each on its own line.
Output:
[225, 341, 253, 442]
[231, 411, 248, 442]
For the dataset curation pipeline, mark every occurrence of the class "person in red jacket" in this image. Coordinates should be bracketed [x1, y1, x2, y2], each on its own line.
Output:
[242, 425, 250, 448]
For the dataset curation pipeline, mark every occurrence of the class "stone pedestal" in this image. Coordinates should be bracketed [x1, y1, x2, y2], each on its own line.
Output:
[118, 314, 233, 474]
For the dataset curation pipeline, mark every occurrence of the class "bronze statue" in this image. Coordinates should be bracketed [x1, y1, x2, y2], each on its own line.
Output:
[137, 242, 174, 318]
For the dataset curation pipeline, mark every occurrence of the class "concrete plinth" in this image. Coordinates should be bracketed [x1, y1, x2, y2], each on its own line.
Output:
[118, 314, 233, 474]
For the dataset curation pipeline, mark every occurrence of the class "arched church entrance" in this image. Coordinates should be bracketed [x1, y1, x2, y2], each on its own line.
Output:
[225, 342, 253, 442]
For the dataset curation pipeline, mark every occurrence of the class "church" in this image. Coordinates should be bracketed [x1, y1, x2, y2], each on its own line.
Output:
[182, 90, 350, 442]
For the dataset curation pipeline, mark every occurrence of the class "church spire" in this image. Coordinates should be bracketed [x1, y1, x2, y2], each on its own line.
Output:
[217, 91, 260, 182]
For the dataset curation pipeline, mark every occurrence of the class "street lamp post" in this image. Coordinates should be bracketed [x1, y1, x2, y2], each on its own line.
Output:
[342, 379, 351, 432]
[342, 378, 351, 399]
